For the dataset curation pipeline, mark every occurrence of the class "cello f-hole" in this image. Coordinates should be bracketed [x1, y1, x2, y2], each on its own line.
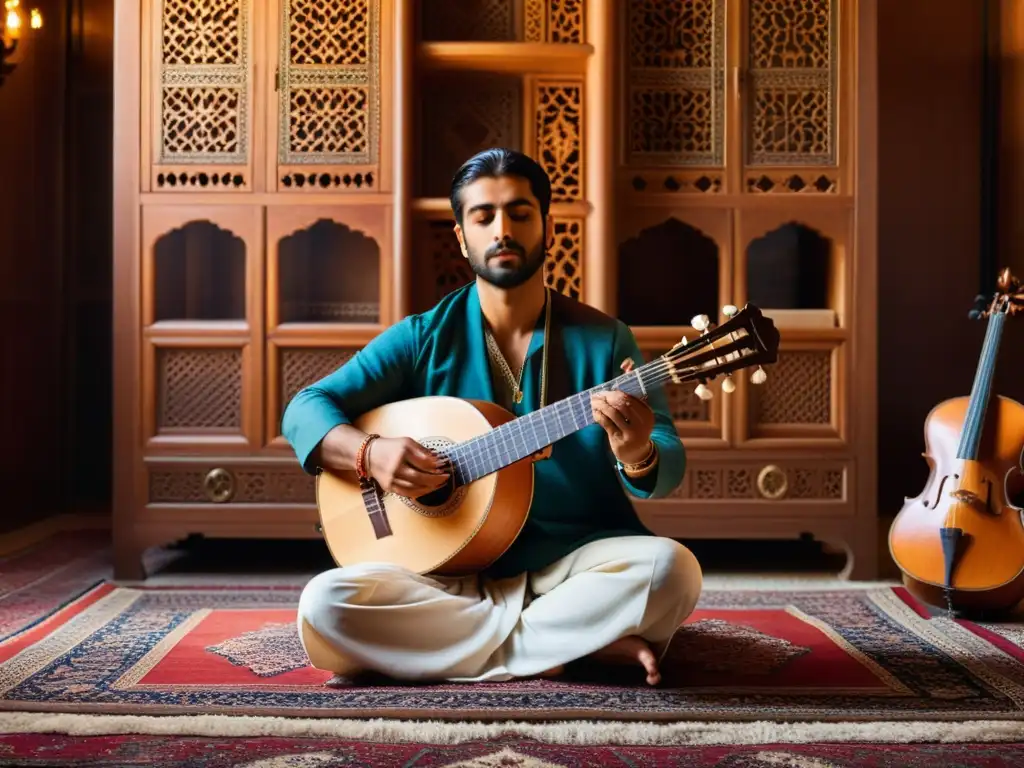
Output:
[926, 475, 948, 508]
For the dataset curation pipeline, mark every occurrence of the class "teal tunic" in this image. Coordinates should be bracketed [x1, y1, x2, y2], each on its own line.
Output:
[282, 283, 686, 579]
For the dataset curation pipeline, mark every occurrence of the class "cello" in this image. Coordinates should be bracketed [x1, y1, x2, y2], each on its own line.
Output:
[889, 268, 1024, 616]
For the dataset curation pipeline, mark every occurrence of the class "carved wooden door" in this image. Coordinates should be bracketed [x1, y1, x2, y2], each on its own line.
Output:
[264, 0, 391, 194]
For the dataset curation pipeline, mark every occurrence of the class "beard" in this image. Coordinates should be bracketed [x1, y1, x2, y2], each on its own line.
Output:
[467, 237, 546, 289]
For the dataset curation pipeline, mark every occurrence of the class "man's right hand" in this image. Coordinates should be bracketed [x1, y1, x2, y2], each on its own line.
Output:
[366, 436, 449, 498]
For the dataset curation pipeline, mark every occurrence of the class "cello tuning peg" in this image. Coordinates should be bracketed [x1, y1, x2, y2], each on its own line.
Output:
[691, 314, 710, 332]
[694, 382, 714, 401]
[721, 375, 736, 394]
[751, 366, 767, 385]
[723, 304, 738, 318]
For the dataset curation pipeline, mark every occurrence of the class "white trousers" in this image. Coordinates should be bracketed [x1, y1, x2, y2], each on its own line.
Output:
[296, 535, 703, 682]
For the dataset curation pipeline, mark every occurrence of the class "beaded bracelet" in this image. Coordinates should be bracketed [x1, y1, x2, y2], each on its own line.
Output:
[355, 433, 380, 483]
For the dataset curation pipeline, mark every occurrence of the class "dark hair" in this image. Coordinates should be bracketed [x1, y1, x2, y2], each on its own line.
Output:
[449, 148, 552, 226]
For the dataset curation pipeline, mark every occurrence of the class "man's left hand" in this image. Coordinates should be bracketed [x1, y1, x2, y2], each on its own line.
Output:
[591, 357, 655, 465]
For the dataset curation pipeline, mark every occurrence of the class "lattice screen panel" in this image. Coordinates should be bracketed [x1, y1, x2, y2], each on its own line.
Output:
[745, 0, 836, 167]
[534, 81, 583, 202]
[418, 0, 583, 43]
[625, 0, 725, 171]
[276, 0, 381, 191]
[747, 349, 833, 433]
[279, 347, 361, 413]
[154, 0, 251, 190]
[418, 74, 522, 199]
[647, 348, 711, 425]
[156, 348, 243, 430]
[546, 218, 582, 300]
[149, 467, 316, 504]
[668, 462, 845, 501]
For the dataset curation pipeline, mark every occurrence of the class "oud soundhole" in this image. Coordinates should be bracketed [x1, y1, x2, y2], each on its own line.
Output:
[394, 435, 466, 518]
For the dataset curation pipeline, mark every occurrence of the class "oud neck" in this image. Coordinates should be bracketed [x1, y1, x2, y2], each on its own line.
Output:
[445, 356, 671, 486]
[957, 311, 1006, 460]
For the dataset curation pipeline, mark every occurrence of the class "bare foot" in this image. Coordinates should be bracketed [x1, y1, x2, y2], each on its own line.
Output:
[586, 635, 661, 685]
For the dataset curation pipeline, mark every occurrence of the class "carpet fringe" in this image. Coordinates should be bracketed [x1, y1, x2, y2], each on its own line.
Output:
[0, 712, 1022, 745]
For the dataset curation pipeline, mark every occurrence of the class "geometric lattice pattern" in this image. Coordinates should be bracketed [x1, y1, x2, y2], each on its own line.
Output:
[418, 0, 583, 43]
[156, 348, 243, 429]
[279, 347, 360, 413]
[279, 0, 380, 165]
[419, 219, 474, 307]
[545, 0, 584, 43]
[418, 74, 522, 199]
[536, 82, 583, 201]
[673, 464, 845, 500]
[746, 0, 836, 165]
[626, 0, 725, 167]
[647, 349, 711, 423]
[149, 467, 316, 503]
[158, 0, 248, 163]
[750, 350, 832, 425]
[546, 218, 583, 300]
[419, 0, 516, 41]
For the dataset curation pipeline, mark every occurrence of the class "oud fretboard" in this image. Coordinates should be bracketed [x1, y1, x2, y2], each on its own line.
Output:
[442, 362, 663, 486]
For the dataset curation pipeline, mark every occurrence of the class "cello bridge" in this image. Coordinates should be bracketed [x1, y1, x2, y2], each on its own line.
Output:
[949, 489, 978, 504]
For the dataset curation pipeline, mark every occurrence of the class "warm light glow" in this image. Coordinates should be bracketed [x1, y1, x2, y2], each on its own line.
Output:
[5, 8, 21, 32]
[29, 7, 39, 27]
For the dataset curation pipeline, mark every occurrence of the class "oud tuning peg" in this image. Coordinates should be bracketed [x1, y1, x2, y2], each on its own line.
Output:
[723, 304, 738, 318]
[751, 366, 767, 385]
[694, 382, 714, 401]
[679, 335, 688, 346]
[721, 375, 736, 393]
[691, 314, 710, 332]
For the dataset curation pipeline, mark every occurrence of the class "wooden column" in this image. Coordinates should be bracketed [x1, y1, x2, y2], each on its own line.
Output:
[998, 0, 1024, 280]
[853, 0, 879, 579]
[391, 0, 413, 321]
[111, 0, 144, 578]
[583, 0, 615, 314]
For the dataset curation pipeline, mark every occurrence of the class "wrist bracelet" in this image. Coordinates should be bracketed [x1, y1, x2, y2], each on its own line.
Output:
[616, 441, 658, 479]
[355, 433, 380, 482]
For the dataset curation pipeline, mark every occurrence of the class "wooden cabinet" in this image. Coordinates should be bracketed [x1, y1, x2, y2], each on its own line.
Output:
[113, 0, 878, 579]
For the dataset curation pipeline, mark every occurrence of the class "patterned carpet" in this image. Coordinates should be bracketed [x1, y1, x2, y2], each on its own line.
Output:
[3, 526, 1024, 765]
[1, 733, 1023, 767]
[3, 576, 1024, 722]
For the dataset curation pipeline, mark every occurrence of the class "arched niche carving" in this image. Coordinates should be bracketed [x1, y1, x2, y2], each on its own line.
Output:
[277, 218, 381, 324]
[154, 220, 246, 321]
[617, 217, 719, 326]
[746, 222, 831, 309]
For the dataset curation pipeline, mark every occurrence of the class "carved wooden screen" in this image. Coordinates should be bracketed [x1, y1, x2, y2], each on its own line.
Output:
[744, 0, 841, 194]
[418, 0, 584, 42]
[624, 0, 726, 194]
[270, 0, 385, 192]
[147, 0, 254, 191]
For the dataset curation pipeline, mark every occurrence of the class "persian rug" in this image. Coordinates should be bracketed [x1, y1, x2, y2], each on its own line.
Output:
[0, 530, 111, 644]
[2, 732, 1024, 767]
[4, 580, 1024, 724]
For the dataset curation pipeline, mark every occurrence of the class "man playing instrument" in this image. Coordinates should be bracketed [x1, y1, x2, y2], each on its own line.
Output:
[283, 148, 702, 686]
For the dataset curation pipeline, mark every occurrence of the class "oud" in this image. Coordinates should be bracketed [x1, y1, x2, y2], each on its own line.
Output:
[315, 304, 779, 576]
[889, 268, 1024, 615]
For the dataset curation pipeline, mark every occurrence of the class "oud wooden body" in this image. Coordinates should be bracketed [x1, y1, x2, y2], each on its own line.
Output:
[316, 396, 537, 576]
[889, 394, 1024, 612]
